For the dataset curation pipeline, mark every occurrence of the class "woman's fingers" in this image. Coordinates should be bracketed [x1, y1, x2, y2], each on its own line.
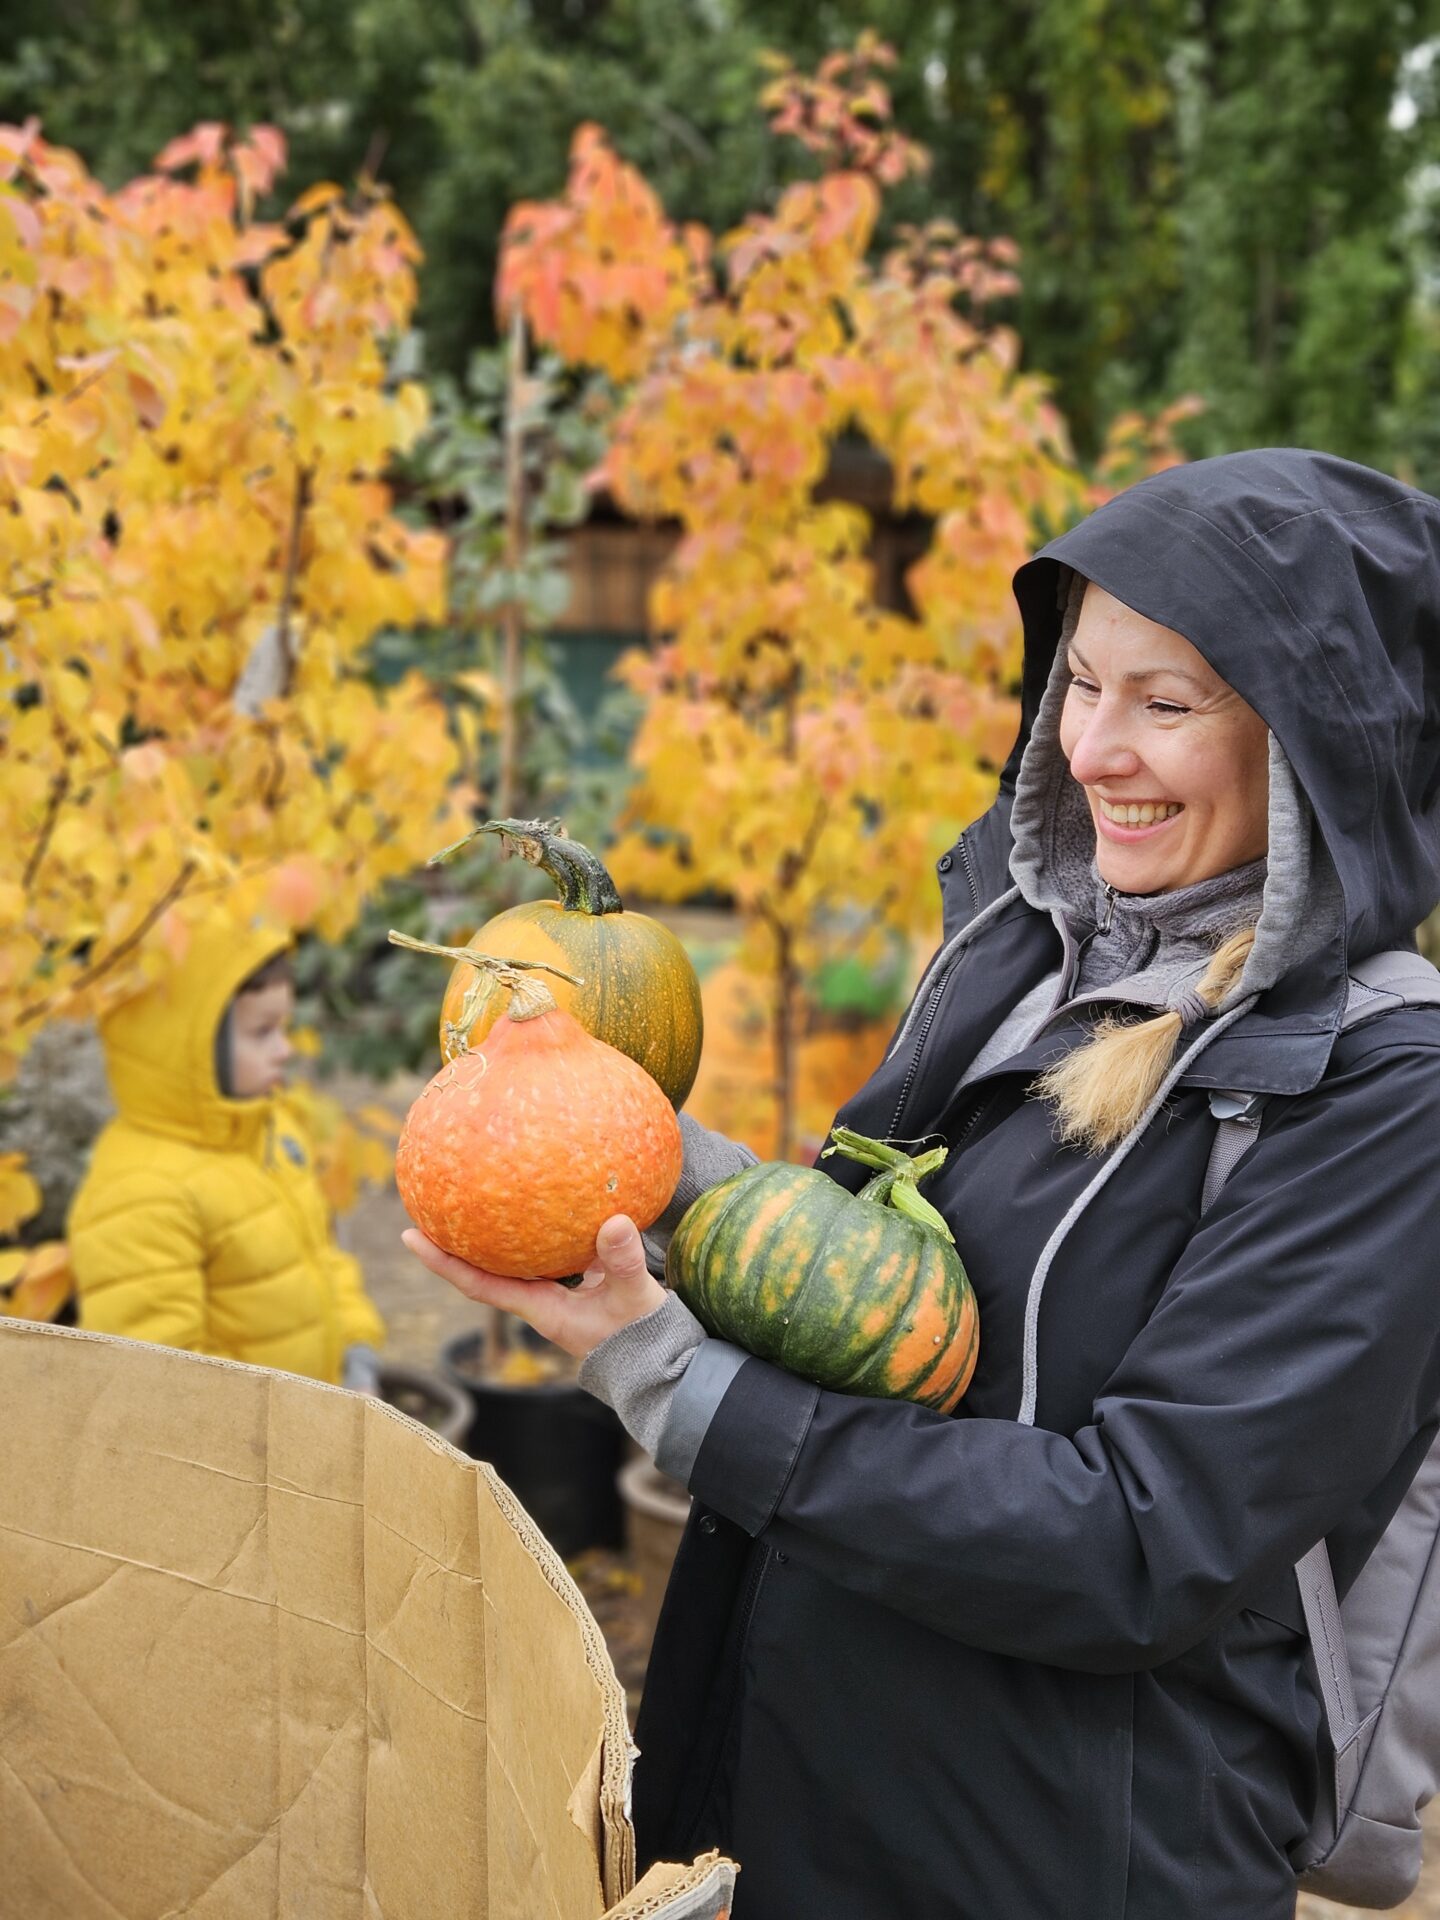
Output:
[401, 1215, 666, 1359]
[594, 1214, 651, 1288]
[399, 1229, 542, 1317]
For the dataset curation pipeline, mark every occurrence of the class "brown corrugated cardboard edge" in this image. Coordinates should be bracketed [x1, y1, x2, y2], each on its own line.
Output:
[0, 1318, 639, 1910]
[600, 1851, 738, 1919]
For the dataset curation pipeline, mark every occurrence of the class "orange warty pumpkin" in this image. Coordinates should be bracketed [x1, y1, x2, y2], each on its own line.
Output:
[391, 946, 683, 1280]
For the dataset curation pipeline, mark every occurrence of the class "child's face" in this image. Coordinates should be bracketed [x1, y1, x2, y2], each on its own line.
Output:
[228, 980, 295, 1099]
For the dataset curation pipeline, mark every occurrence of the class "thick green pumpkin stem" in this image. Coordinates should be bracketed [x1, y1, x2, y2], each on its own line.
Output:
[427, 817, 625, 917]
[821, 1126, 955, 1245]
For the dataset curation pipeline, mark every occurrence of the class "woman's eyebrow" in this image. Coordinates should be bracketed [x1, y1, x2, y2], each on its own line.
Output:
[1067, 643, 1210, 690]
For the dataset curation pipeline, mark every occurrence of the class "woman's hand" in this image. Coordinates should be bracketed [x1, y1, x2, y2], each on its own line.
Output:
[399, 1215, 666, 1360]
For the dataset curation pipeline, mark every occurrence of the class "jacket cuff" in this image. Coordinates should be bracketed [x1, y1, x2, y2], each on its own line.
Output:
[654, 1338, 749, 1483]
[686, 1355, 820, 1537]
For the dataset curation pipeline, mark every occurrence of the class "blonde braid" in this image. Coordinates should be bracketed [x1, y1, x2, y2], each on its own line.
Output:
[1034, 926, 1257, 1154]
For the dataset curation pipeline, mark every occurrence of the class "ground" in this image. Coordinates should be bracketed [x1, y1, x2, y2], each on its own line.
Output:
[346, 1086, 1440, 1916]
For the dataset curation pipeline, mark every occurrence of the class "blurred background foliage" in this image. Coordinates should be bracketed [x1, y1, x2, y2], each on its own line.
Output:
[293, 341, 639, 1080]
[5, 0, 1440, 477]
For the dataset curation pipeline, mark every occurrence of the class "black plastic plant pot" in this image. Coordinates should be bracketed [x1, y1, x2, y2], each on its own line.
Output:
[376, 1360, 472, 1448]
[437, 1329, 626, 1559]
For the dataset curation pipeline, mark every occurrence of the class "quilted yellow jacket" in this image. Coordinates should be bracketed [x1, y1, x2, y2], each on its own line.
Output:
[68, 916, 383, 1383]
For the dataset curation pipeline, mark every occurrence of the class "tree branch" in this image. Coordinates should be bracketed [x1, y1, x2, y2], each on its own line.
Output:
[22, 769, 70, 890]
[20, 859, 199, 1025]
[275, 464, 311, 665]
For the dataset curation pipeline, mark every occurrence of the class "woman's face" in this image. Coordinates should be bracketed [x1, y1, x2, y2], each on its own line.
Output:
[1057, 584, 1270, 894]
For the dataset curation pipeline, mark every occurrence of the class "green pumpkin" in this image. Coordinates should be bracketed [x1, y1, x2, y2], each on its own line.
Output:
[667, 1129, 978, 1412]
[433, 818, 704, 1109]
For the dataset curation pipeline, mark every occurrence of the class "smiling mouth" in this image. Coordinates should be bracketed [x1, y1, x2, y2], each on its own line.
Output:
[1097, 798, 1184, 827]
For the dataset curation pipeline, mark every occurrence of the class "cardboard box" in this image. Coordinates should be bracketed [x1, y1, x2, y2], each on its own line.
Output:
[0, 1322, 736, 1918]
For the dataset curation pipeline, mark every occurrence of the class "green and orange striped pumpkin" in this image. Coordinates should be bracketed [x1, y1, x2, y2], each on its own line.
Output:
[667, 1128, 978, 1413]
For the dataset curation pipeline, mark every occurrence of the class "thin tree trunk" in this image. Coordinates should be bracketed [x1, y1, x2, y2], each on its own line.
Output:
[484, 310, 530, 1373]
[773, 922, 799, 1165]
[773, 664, 802, 1162]
[497, 308, 526, 822]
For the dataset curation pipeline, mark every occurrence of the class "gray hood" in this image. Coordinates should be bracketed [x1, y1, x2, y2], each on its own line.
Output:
[1007, 566, 1345, 1017]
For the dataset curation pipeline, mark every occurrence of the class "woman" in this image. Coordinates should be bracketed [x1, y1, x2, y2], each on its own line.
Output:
[405, 448, 1440, 1917]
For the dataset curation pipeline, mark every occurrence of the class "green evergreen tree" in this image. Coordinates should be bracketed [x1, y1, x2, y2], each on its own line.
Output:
[4, 0, 1439, 473]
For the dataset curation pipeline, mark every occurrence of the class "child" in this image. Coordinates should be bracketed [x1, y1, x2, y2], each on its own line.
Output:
[69, 910, 385, 1387]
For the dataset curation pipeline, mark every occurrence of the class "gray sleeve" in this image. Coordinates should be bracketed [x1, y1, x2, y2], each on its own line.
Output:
[577, 1291, 711, 1458]
[640, 1110, 759, 1278]
[577, 1289, 748, 1478]
[579, 1113, 758, 1467]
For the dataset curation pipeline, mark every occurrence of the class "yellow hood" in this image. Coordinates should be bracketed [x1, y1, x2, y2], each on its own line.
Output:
[99, 911, 292, 1150]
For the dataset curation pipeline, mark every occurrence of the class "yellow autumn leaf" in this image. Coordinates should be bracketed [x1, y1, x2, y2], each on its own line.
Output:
[0, 1154, 41, 1238]
[3, 1241, 74, 1321]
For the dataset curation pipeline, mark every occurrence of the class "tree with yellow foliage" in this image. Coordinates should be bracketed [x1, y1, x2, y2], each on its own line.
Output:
[0, 120, 467, 1254]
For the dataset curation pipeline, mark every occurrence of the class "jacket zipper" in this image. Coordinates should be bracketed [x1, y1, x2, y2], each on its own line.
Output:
[683, 1543, 773, 1849]
[887, 832, 982, 1138]
[949, 1087, 995, 1153]
[956, 831, 982, 916]
[888, 969, 950, 1137]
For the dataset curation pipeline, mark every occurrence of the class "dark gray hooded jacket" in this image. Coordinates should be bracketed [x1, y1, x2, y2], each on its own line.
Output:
[631, 449, 1440, 1919]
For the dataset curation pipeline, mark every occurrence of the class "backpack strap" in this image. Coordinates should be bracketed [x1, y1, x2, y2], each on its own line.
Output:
[1198, 949, 1440, 1841]
[1295, 1538, 1376, 1850]
[1200, 947, 1440, 1212]
[1343, 948, 1440, 1024]
[1201, 1089, 1267, 1210]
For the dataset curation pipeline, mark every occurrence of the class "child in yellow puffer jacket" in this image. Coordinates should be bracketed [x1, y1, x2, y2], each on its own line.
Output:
[68, 912, 385, 1387]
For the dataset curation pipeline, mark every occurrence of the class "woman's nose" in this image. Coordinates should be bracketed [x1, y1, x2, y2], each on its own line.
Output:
[1066, 704, 1143, 788]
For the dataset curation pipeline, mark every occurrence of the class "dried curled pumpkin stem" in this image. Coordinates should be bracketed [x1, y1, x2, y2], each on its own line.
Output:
[426, 815, 564, 869]
[386, 930, 584, 1030]
[427, 817, 624, 917]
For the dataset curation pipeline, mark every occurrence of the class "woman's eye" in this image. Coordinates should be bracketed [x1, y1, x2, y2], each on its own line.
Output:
[1069, 674, 1100, 697]
[1148, 700, 1190, 718]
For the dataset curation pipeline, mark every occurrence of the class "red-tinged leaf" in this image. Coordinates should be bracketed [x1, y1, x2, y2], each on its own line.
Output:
[0, 280, 34, 341]
[154, 122, 228, 173]
[266, 855, 323, 927]
[0, 187, 41, 251]
[246, 124, 287, 182]
[159, 910, 193, 966]
[0, 124, 36, 184]
[233, 222, 286, 266]
[127, 368, 166, 429]
[121, 743, 170, 784]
